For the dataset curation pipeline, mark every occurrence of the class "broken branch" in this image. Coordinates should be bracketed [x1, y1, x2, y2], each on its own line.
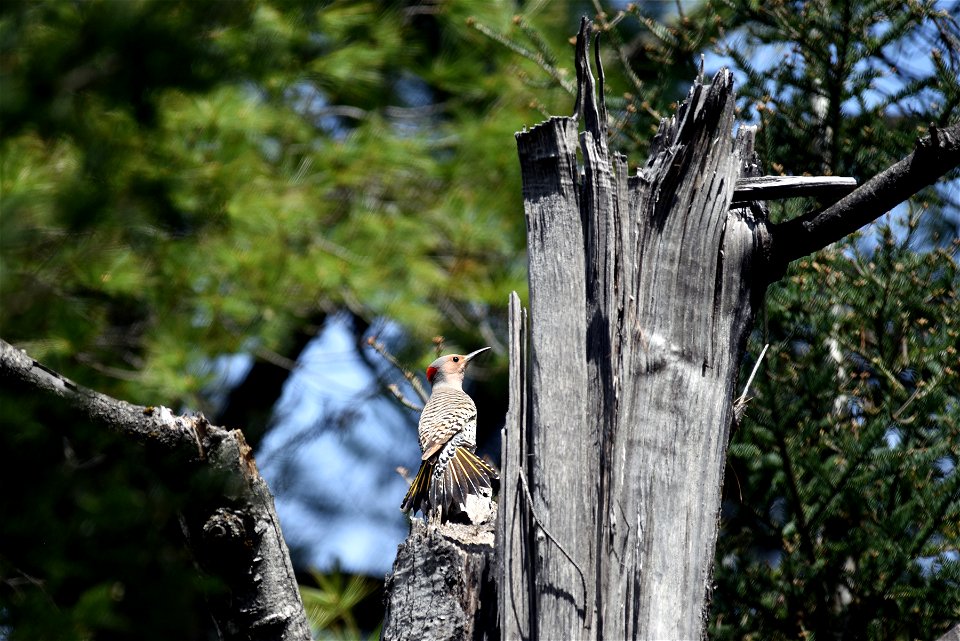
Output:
[732, 175, 857, 202]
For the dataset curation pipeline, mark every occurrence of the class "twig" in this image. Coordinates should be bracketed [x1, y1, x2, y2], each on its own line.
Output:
[476, 318, 505, 355]
[891, 368, 946, 422]
[366, 336, 429, 404]
[517, 465, 587, 602]
[387, 383, 423, 413]
[734, 343, 769, 423]
[741, 343, 769, 399]
[254, 345, 300, 372]
[592, 0, 646, 97]
[468, 19, 576, 95]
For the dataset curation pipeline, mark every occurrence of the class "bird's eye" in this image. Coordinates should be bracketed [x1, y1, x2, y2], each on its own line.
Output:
[452, 356, 459, 362]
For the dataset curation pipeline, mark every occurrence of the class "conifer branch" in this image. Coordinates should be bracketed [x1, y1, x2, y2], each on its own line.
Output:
[591, 1, 645, 97]
[467, 19, 575, 95]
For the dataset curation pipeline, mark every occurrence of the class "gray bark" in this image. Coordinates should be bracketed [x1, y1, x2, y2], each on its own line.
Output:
[499, 293, 533, 640]
[383, 520, 498, 641]
[507, 28, 759, 635]
[0, 338, 311, 641]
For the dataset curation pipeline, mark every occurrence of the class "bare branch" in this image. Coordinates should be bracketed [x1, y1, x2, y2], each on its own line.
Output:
[254, 345, 300, 373]
[0, 338, 198, 455]
[387, 383, 423, 413]
[366, 336, 429, 404]
[770, 122, 960, 271]
[0, 338, 311, 641]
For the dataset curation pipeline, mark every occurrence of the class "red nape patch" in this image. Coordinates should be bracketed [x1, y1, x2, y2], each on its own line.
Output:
[426, 366, 438, 383]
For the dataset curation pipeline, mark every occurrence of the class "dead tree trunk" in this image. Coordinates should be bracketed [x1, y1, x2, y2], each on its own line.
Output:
[501, 27, 762, 639]
[498, 18, 960, 641]
[383, 18, 958, 641]
[382, 520, 498, 641]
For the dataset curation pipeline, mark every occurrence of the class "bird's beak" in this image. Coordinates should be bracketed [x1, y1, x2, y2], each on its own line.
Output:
[463, 346, 492, 363]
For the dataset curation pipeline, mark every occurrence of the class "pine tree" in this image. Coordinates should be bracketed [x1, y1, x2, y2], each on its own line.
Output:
[704, 1, 960, 638]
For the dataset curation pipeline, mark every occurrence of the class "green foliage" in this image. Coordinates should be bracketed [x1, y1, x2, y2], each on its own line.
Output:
[701, 1, 960, 637]
[715, 227, 960, 640]
[300, 569, 380, 640]
[0, 0, 555, 409]
[0, 0, 732, 405]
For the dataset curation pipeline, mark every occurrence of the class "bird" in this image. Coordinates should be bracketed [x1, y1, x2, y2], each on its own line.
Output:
[401, 347, 498, 521]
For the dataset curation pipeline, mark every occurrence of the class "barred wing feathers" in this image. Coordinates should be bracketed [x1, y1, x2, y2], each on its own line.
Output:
[418, 388, 477, 460]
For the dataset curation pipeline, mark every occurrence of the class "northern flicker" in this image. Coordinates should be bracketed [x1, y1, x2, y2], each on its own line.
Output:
[401, 347, 498, 520]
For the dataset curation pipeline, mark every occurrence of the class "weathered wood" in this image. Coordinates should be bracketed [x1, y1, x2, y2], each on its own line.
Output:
[382, 520, 497, 641]
[516, 82, 594, 636]
[0, 339, 311, 641]
[590, 64, 758, 641]
[498, 292, 532, 640]
[506, 20, 769, 640]
[732, 174, 857, 201]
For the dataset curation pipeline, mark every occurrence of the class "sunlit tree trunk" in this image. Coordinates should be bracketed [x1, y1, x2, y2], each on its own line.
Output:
[383, 17, 958, 641]
[498, 19, 959, 641]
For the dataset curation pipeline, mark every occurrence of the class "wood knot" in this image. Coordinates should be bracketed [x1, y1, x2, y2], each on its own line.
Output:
[198, 507, 256, 578]
[202, 507, 248, 544]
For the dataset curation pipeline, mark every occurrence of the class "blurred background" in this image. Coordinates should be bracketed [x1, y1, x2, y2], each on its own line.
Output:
[1, 1, 958, 639]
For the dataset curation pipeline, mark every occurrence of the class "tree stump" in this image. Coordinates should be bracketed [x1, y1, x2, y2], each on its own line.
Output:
[382, 519, 498, 641]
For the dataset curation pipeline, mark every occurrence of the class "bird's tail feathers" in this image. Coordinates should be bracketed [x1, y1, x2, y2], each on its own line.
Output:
[400, 459, 433, 514]
[401, 447, 498, 519]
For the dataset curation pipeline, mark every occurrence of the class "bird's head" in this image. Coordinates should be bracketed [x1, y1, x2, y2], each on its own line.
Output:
[426, 347, 491, 388]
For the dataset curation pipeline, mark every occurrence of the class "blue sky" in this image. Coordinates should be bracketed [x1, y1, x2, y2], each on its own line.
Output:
[253, 315, 421, 575]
